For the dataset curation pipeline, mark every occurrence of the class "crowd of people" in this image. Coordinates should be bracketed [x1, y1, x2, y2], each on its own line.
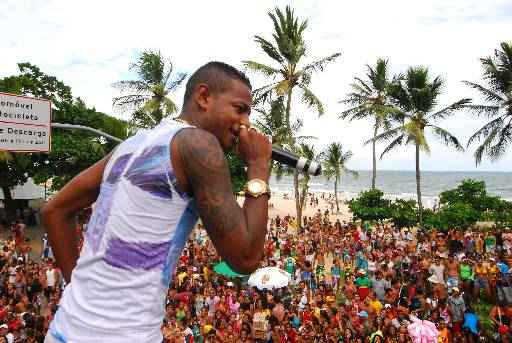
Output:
[0, 221, 63, 342]
[158, 196, 512, 342]
[0, 196, 511, 342]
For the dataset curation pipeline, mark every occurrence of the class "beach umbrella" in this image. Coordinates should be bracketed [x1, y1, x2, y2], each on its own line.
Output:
[248, 267, 291, 290]
[213, 262, 246, 277]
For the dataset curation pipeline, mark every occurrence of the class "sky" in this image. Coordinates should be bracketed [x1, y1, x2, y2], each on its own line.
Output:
[2, 0, 511, 171]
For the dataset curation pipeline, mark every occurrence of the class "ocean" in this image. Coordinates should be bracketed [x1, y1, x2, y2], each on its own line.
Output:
[269, 170, 512, 208]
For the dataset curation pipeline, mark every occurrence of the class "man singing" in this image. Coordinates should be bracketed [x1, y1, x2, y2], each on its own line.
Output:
[42, 62, 271, 342]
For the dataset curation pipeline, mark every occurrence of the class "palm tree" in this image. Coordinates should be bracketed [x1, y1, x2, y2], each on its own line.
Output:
[296, 143, 319, 220]
[113, 50, 186, 129]
[463, 42, 512, 164]
[322, 143, 358, 213]
[374, 67, 470, 225]
[243, 5, 340, 226]
[243, 6, 340, 129]
[340, 58, 397, 189]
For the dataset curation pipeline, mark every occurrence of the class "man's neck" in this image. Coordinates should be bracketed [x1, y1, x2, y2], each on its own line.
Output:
[177, 111, 203, 129]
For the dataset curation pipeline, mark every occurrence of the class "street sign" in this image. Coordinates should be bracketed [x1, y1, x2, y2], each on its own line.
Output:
[0, 92, 52, 152]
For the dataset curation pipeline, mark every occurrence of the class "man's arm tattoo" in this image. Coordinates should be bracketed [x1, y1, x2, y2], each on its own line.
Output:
[177, 129, 245, 241]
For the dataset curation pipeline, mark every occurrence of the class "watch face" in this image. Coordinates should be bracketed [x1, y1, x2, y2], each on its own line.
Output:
[248, 182, 263, 193]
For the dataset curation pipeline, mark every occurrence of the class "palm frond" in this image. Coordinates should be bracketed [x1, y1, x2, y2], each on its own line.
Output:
[339, 105, 373, 121]
[486, 124, 512, 162]
[162, 97, 179, 115]
[467, 116, 504, 147]
[462, 81, 504, 104]
[429, 125, 464, 152]
[380, 134, 404, 159]
[112, 80, 148, 92]
[166, 72, 187, 92]
[367, 126, 403, 145]
[302, 52, 341, 73]
[429, 98, 471, 121]
[473, 129, 499, 165]
[353, 78, 373, 95]
[464, 104, 501, 118]
[300, 86, 324, 115]
[112, 94, 150, 110]
[255, 35, 284, 66]
[242, 61, 281, 78]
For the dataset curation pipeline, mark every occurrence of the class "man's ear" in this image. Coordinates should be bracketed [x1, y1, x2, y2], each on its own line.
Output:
[194, 84, 211, 111]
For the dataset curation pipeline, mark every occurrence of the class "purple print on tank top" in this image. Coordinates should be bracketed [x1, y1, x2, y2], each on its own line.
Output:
[103, 238, 170, 270]
[85, 153, 132, 252]
[124, 145, 174, 199]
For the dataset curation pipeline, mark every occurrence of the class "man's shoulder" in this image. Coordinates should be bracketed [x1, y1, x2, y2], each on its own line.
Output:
[173, 126, 218, 147]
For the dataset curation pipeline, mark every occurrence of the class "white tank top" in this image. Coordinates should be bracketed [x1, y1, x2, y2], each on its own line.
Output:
[49, 120, 198, 343]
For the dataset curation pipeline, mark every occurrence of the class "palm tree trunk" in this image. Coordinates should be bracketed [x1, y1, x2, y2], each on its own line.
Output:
[294, 170, 301, 228]
[372, 124, 378, 189]
[300, 177, 309, 211]
[285, 87, 293, 131]
[415, 143, 423, 226]
[334, 178, 339, 213]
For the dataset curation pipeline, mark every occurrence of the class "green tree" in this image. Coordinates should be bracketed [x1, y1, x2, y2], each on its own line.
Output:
[225, 151, 247, 194]
[113, 50, 186, 129]
[464, 42, 512, 164]
[390, 199, 417, 229]
[438, 178, 511, 223]
[243, 6, 340, 225]
[348, 189, 391, 222]
[322, 142, 358, 213]
[340, 58, 396, 189]
[0, 63, 128, 219]
[0, 63, 73, 219]
[428, 202, 479, 230]
[373, 67, 470, 225]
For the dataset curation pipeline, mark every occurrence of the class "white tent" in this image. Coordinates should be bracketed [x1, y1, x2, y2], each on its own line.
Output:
[0, 178, 45, 200]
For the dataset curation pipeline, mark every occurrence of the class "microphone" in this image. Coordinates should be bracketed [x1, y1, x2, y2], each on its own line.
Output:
[271, 145, 322, 176]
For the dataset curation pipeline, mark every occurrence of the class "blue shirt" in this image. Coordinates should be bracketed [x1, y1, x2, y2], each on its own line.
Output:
[463, 313, 479, 334]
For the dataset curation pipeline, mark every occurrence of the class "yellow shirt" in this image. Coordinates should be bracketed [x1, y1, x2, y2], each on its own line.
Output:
[438, 328, 449, 343]
[489, 265, 499, 279]
[314, 307, 321, 319]
[475, 265, 488, 277]
[203, 324, 214, 334]
[370, 299, 383, 314]
[203, 266, 209, 281]
[177, 272, 187, 286]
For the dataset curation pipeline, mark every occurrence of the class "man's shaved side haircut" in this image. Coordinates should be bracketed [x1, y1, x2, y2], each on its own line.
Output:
[183, 61, 252, 105]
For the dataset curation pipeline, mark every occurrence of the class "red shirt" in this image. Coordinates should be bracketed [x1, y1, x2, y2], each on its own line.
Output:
[287, 329, 298, 343]
[302, 310, 312, 323]
[8, 318, 22, 331]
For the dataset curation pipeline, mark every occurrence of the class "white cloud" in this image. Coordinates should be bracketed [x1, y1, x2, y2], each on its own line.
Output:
[1, 0, 511, 171]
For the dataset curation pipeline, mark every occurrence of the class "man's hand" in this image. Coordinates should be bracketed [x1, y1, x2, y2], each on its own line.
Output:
[235, 125, 272, 172]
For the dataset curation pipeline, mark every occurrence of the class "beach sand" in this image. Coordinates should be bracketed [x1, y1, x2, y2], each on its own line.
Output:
[238, 193, 353, 223]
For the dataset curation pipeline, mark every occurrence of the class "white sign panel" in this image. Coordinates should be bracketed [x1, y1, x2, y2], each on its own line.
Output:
[0, 92, 52, 152]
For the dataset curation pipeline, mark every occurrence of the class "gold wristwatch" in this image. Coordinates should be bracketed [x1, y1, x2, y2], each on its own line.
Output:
[244, 179, 271, 198]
